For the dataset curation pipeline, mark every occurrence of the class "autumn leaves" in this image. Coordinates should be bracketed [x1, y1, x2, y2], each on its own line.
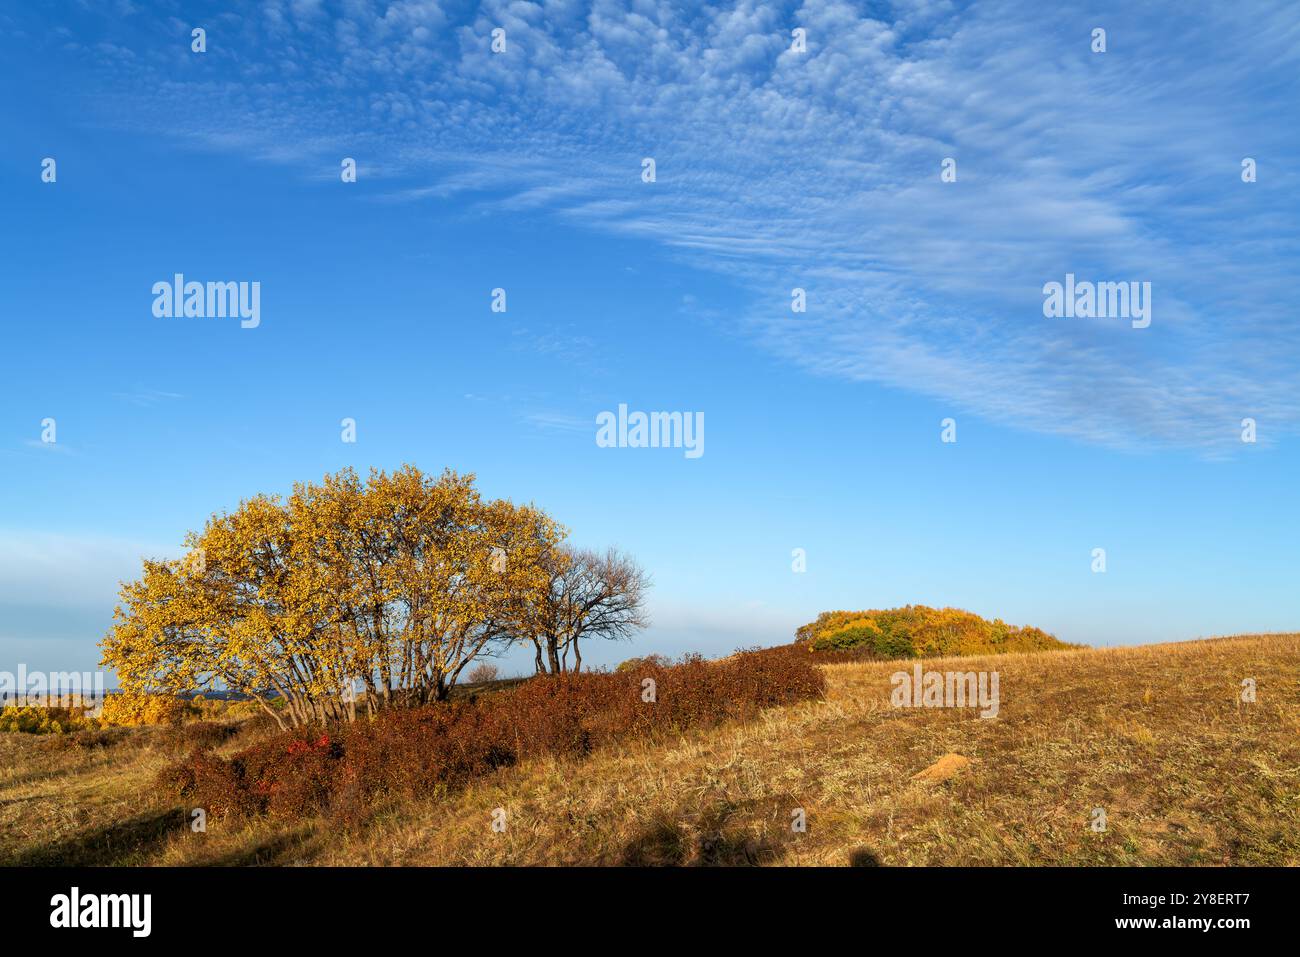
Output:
[101, 465, 635, 728]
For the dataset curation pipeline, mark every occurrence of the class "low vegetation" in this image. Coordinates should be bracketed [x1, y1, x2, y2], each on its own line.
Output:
[157, 651, 826, 825]
[796, 605, 1078, 658]
[0, 705, 98, 735]
[0, 694, 270, 736]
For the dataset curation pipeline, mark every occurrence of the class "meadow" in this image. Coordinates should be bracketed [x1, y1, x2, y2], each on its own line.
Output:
[2, 633, 1295, 867]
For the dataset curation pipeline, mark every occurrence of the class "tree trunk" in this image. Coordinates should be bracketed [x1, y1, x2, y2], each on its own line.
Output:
[251, 693, 288, 731]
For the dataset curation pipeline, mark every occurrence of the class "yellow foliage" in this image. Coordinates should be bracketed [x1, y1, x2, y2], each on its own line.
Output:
[0, 706, 98, 734]
[101, 465, 567, 727]
[99, 692, 194, 727]
[798, 605, 1078, 659]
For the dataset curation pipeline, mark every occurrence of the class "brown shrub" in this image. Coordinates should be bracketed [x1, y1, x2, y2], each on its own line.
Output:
[159, 649, 826, 824]
[38, 726, 131, 751]
[160, 720, 241, 754]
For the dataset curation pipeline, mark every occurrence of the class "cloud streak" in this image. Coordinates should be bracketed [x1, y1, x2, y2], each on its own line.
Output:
[48, 0, 1300, 450]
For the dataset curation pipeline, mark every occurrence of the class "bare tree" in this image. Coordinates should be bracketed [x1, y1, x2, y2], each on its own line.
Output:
[525, 547, 650, 673]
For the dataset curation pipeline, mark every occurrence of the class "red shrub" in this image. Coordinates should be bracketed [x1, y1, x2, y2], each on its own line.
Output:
[159, 649, 826, 823]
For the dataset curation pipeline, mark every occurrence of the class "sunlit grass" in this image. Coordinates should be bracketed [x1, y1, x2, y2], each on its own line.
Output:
[2, 633, 1297, 866]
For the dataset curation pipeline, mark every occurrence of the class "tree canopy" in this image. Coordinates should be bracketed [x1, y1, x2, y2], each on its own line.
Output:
[101, 466, 591, 728]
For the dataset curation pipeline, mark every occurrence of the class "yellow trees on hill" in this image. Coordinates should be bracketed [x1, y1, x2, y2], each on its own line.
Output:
[796, 605, 1077, 659]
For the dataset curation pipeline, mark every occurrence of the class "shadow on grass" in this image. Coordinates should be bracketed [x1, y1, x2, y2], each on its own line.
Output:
[849, 846, 882, 866]
[620, 802, 888, 867]
[7, 806, 322, 867]
[6, 807, 188, 866]
[620, 806, 791, 867]
[201, 829, 320, 867]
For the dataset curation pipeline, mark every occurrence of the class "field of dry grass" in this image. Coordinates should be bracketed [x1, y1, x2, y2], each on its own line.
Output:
[3, 633, 1297, 866]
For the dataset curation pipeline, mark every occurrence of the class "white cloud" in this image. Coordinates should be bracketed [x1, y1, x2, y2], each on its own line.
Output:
[67, 0, 1300, 450]
[522, 411, 591, 434]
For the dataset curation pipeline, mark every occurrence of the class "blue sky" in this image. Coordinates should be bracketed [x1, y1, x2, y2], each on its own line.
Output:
[2, 0, 1299, 678]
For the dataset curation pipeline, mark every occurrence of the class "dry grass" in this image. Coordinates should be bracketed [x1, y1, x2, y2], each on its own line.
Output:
[3, 633, 1298, 866]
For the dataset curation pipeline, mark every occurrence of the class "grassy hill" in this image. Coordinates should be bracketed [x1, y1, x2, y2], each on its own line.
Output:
[2, 633, 1297, 866]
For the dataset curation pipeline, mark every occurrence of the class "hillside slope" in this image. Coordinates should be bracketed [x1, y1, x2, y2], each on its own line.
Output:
[2, 633, 1297, 866]
[336, 633, 1299, 865]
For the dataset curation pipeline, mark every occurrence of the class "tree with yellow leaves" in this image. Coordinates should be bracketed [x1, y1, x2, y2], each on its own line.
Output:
[101, 466, 566, 728]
